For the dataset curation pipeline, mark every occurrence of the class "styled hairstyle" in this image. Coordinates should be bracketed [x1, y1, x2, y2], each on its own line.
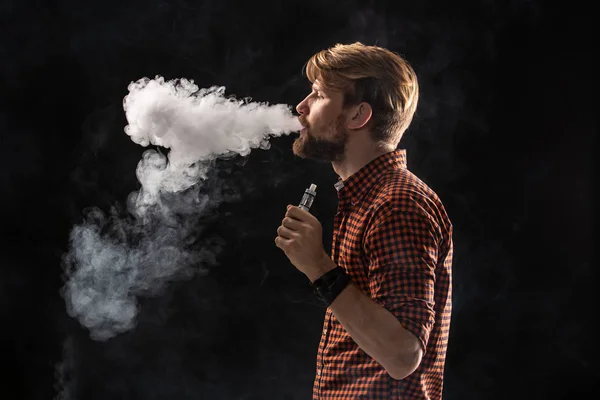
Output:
[305, 42, 419, 147]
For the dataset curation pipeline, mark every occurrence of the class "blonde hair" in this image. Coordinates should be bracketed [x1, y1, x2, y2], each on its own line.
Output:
[305, 42, 419, 147]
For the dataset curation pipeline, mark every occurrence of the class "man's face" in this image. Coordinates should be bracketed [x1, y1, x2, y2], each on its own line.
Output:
[293, 81, 349, 163]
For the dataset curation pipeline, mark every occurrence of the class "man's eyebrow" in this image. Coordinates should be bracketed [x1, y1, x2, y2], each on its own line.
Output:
[312, 84, 325, 93]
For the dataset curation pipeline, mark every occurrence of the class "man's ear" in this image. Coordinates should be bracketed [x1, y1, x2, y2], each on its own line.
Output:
[346, 102, 373, 130]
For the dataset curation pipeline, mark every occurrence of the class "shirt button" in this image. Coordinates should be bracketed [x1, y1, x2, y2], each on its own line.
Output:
[323, 329, 328, 335]
[317, 369, 321, 376]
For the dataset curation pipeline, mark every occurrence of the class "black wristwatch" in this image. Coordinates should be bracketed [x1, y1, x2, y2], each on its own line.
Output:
[311, 267, 351, 307]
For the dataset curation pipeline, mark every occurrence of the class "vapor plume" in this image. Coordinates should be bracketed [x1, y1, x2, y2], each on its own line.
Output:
[61, 75, 301, 341]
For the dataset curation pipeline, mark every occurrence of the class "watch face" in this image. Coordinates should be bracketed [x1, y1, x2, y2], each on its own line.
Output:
[313, 269, 349, 306]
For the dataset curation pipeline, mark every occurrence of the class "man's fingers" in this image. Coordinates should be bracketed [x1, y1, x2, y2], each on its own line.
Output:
[286, 206, 312, 222]
[277, 225, 297, 239]
[275, 235, 292, 249]
[282, 217, 304, 230]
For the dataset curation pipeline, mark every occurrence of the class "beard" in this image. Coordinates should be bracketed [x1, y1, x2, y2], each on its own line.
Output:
[292, 115, 348, 163]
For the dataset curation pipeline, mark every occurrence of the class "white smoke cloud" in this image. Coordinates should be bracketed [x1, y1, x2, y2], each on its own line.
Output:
[124, 76, 301, 214]
[61, 75, 301, 341]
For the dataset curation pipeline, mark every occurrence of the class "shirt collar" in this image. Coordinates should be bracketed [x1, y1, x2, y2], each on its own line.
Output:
[334, 149, 407, 205]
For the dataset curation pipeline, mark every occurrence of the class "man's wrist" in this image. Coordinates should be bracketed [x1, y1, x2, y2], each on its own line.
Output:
[310, 266, 351, 307]
[306, 254, 336, 283]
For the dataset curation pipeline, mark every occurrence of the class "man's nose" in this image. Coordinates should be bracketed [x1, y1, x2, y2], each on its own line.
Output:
[296, 98, 308, 115]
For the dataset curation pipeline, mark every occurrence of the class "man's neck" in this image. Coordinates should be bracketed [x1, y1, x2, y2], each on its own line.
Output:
[332, 144, 395, 181]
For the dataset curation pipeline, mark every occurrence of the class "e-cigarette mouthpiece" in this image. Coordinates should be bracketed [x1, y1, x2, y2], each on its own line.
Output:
[299, 183, 317, 212]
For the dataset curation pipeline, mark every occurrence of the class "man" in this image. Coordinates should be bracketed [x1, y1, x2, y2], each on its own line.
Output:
[274, 42, 453, 399]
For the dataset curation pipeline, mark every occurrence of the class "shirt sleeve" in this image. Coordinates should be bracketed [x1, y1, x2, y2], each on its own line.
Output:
[363, 208, 439, 353]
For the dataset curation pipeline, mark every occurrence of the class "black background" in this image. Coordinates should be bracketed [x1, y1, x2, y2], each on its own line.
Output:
[1, 0, 594, 399]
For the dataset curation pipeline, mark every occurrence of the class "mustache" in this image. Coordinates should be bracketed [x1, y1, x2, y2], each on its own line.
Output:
[298, 115, 309, 127]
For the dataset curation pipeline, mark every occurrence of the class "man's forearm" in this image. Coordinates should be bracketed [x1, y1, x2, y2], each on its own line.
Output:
[310, 257, 422, 380]
[329, 282, 422, 379]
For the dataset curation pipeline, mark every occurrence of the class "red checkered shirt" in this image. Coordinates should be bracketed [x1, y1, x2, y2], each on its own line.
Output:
[313, 149, 453, 399]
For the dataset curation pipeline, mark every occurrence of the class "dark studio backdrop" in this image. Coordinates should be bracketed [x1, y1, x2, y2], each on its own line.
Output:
[0, 0, 594, 399]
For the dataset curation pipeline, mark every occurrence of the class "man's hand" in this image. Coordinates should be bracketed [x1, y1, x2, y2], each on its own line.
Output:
[275, 205, 335, 281]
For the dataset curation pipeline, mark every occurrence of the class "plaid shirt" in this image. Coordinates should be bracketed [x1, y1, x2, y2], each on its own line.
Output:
[313, 149, 453, 399]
